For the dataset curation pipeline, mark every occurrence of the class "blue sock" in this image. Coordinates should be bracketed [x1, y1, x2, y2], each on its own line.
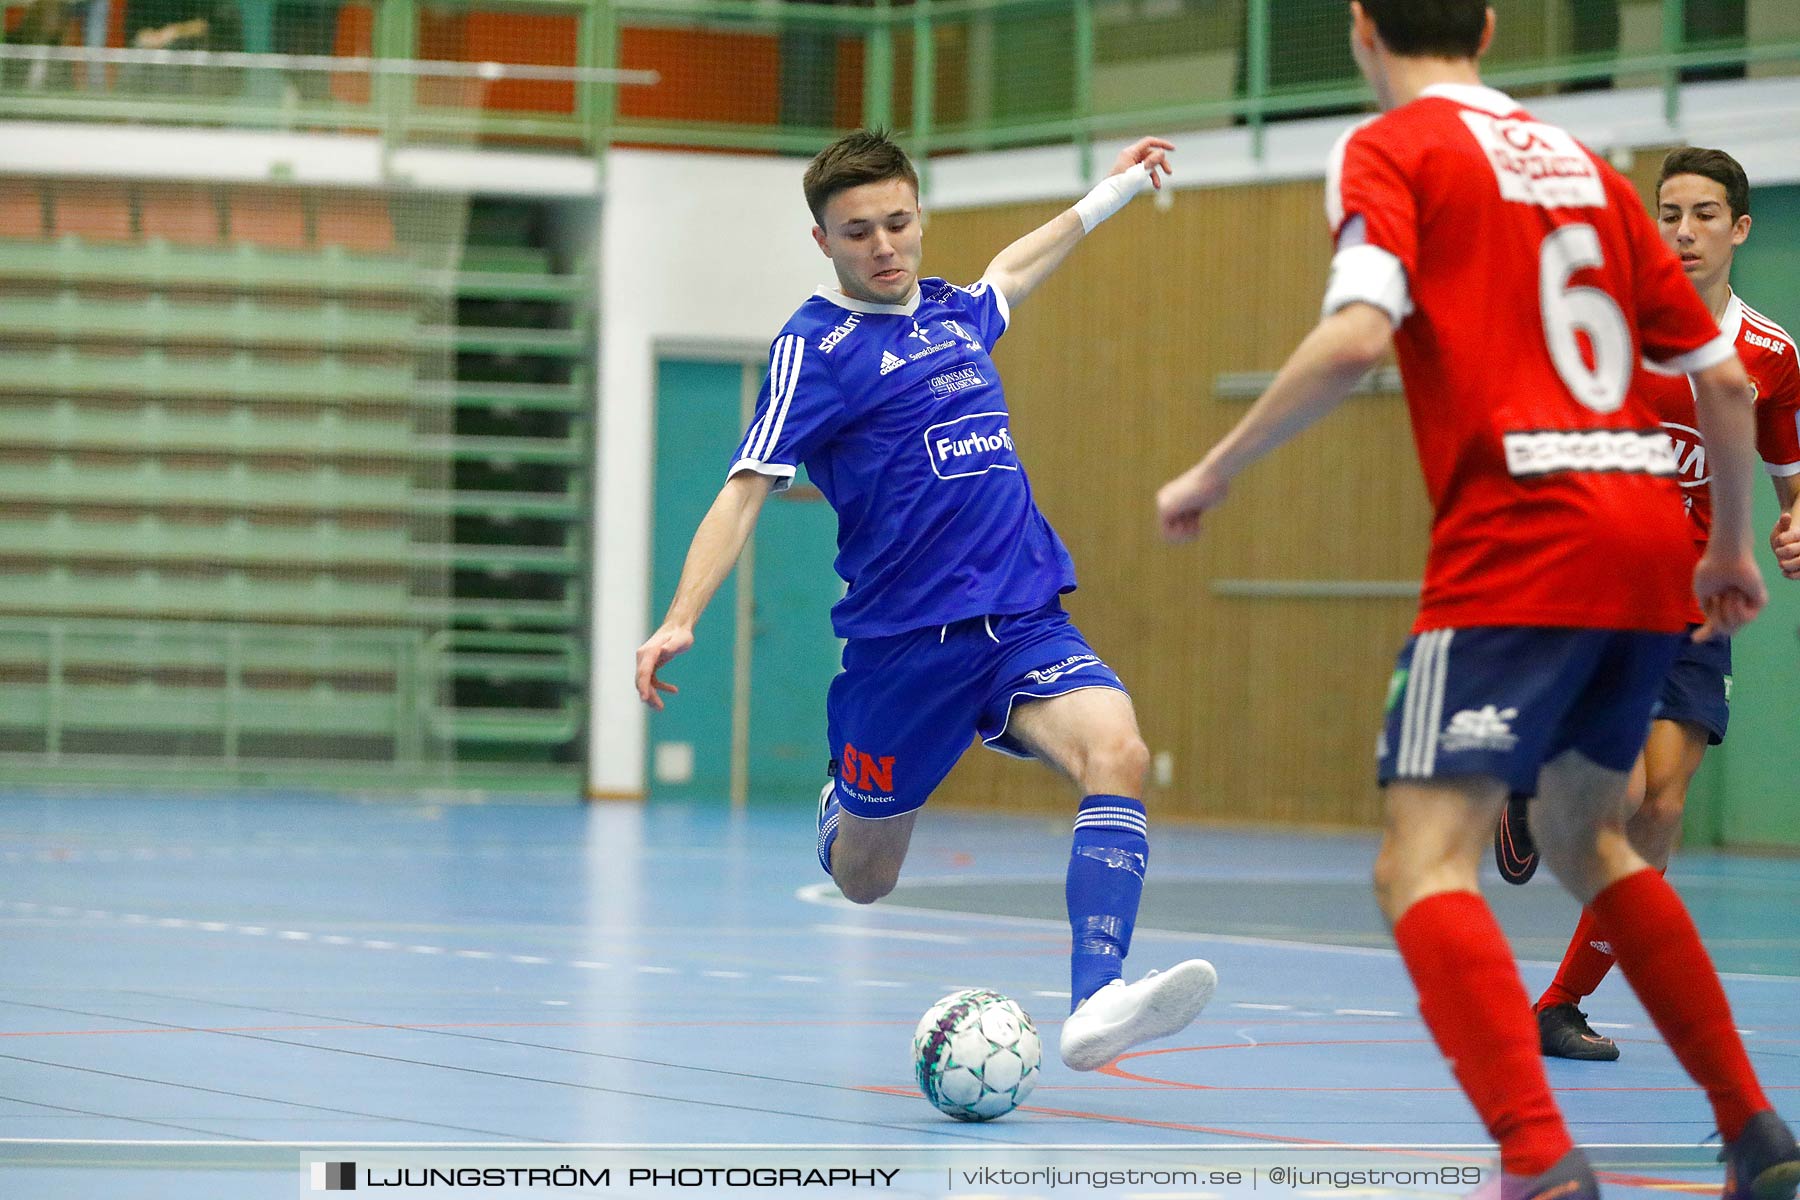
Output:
[1066, 794, 1148, 1011]
[816, 783, 840, 877]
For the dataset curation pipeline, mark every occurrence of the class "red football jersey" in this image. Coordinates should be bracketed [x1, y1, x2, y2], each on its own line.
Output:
[1645, 293, 1800, 546]
[1642, 294, 1800, 621]
[1328, 83, 1734, 634]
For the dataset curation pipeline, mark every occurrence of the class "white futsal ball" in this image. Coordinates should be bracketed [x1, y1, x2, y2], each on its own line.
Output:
[912, 989, 1041, 1121]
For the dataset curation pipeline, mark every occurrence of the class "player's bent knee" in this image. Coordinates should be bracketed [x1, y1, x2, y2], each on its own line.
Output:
[1082, 731, 1150, 793]
[1638, 781, 1688, 828]
[836, 868, 900, 905]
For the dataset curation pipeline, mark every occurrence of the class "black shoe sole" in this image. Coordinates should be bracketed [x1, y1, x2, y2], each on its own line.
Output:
[1541, 1036, 1621, 1062]
[1742, 1159, 1800, 1200]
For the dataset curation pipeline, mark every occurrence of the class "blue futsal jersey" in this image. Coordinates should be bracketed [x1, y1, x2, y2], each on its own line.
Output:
[729, 277, 1077, 639]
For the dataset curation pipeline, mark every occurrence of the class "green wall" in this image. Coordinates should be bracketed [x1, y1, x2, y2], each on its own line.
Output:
[1685, 182, 1800, 850]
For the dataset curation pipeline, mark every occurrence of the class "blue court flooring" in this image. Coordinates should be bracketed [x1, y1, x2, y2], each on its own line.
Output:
[0, 789, 1795, 1198]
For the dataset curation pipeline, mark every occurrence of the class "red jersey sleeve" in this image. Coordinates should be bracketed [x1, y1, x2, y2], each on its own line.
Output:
[1327, 124, 1419, 273]
[1753, 333, 1800, 472]
[1618, 176, 1731, 372]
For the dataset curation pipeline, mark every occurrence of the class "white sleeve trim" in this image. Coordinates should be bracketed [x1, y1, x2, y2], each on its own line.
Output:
[1654, 330, 1737, 375]
[727, 459, 797, 491]
[970, 278, 1011, 332]
[1322, 242, 1412, 328]
[1764, 458, 1800, 478]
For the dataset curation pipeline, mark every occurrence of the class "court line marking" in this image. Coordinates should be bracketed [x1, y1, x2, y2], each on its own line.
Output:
[0, 998, 1021, 1148]
[0, 1139, 1727, 1149]
[0, 901, 922, 995]
[0, 1050, 525, 1141]
[795, 880, 1800, 982]
[6, 898, 1783, 1041]
[812, 924, 969, 945]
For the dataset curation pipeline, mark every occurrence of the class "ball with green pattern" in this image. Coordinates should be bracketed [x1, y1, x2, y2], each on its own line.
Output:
[912, 989, 1041, 1121]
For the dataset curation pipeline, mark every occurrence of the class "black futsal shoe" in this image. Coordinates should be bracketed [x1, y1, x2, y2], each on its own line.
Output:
[1537, 1003, 1619, 1062]
[1486, 1147, 1599, 1200]
[1494, 793, 1539, 885]
[1721, 1110, 1800, 1200]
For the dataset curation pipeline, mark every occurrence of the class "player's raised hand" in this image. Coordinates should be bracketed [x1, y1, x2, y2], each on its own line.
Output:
[1770, 511, 1800, 580]
[1156, 464, 1229, 544]
[1692, 547, 1767, 642]
[634, 624, 695, 710]
[1110, 137, 1174, 189]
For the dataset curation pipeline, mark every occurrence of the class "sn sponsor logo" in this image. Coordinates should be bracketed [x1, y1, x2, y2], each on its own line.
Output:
[840, 741, 895, 794]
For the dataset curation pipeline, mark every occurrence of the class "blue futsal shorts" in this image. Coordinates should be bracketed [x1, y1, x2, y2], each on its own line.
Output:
[1651, 627, 1731, 746]
[825, 598, 1127, 819]
[1377, 626, 1684, 798]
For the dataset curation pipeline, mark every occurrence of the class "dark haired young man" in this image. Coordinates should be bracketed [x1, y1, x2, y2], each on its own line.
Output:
[637, 130, 1218, 1072]
[1156, 3, 1796, 1194]
[1496, 146, 1800, 1061]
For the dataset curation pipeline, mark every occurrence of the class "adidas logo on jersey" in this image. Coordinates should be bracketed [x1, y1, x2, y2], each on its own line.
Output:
[880, 351, 906, 376]
[1440, 705, 1520, 753]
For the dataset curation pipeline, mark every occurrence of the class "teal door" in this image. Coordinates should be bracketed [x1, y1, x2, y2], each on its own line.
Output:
[649, 356, 842, 807]
[746, 477, 843, 805]
[649, 359, 743, 802]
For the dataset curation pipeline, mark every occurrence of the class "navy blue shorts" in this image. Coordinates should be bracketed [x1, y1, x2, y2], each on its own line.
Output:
[1377, 626, 1684, 798]
[1651, 628, 1731, 745]
[825, 598, 1127, 818]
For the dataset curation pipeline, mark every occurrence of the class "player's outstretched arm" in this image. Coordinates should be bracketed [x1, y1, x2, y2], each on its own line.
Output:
[978, 137, 1172, 311]
[1157, 302, 1391, 543]
[634, 471, 777, 709]
[1768, 477, 1800, 580]
[1691, 356, 1768, 639]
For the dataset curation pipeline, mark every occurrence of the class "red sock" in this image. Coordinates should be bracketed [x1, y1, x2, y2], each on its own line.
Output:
[1537, 907, 1616, 1010]
[1589, 868, 1769, 1141]
[1394, 891, 1572, 1175]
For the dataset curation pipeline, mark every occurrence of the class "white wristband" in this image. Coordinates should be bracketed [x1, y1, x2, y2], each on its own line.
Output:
[1073, 162, 1152, 233]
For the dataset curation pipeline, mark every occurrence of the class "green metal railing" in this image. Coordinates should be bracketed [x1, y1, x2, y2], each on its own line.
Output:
[0, 615, 587, 787]
[2, 0, 1795, 160]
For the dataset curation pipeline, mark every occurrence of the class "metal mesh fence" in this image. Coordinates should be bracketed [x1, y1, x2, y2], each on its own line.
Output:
[0, 0, 642, 147]
[1, 0, 1795, 155]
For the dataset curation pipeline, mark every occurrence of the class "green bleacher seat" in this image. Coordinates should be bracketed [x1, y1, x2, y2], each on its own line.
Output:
[0, 348, 418, 405]
[0, 188, 590, 785]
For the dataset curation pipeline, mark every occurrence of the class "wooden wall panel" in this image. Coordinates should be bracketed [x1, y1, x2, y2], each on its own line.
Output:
[914, 179, 1431, 828]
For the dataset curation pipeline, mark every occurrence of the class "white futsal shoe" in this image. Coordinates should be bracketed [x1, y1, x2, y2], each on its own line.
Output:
[1059, 958, 1218, 1071]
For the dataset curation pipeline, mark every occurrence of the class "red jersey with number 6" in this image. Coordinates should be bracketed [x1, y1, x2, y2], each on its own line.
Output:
[1327, 83, 1735, 634]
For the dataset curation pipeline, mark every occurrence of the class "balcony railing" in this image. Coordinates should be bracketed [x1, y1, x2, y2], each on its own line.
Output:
[0, 0, 1795, 160]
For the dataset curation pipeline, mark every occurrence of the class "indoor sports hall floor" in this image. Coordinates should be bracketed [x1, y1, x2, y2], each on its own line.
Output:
[1, 788, 1795, 1198]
